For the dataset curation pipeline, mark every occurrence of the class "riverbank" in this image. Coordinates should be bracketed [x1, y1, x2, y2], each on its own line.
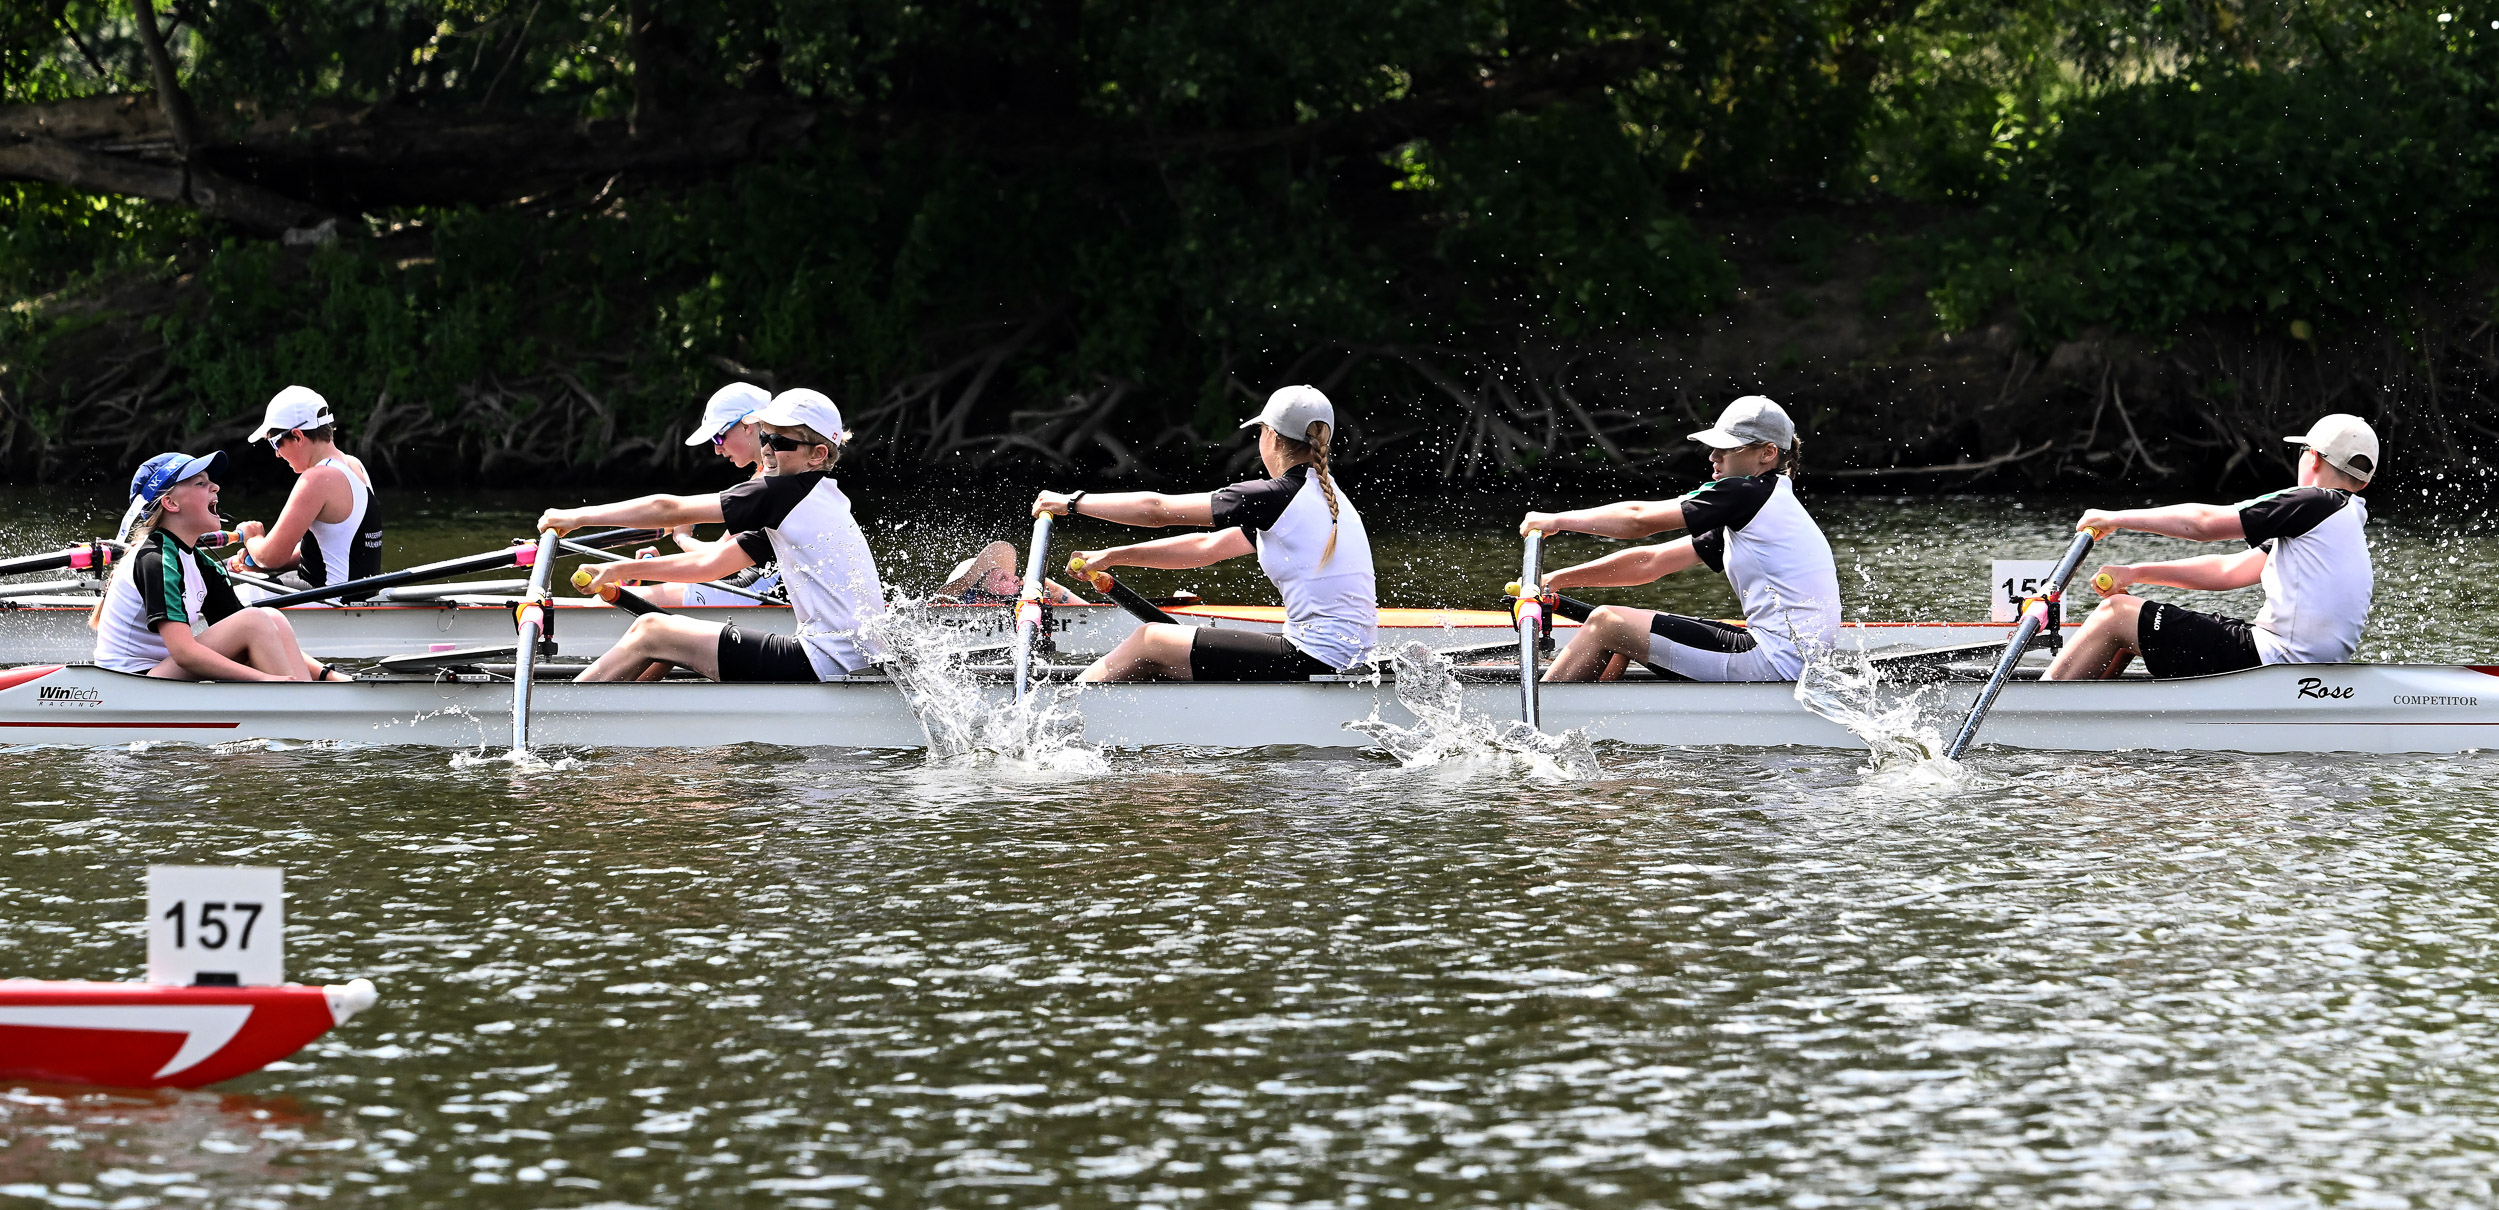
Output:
[6, 200, 2492, 499]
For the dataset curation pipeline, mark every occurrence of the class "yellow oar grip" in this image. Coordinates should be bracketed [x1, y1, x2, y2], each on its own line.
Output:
[2092, 572, 2116, 593]
[1504, 581, 1522, 598]
[1066, 553, 1089, 575]
[570, 567, 594, 592]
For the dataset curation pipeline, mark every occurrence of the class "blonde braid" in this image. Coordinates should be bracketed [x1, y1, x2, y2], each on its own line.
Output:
[1305, 420, 1339, 566]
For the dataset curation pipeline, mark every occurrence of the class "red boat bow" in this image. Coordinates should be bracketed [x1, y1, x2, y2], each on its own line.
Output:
[0, 979, 379, 1089]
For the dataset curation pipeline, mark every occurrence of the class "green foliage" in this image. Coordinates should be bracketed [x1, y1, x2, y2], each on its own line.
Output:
[1897, 3, 2499, 340]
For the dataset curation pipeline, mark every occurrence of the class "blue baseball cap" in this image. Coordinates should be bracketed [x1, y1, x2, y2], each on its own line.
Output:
[129, 450, 228, 508]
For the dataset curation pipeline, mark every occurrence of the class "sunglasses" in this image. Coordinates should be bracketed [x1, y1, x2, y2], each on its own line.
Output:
[710, 430, 731, 447]
[757, 433, 821, 453]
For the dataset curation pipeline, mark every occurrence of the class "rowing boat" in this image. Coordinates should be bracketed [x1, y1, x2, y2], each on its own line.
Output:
[0, 978, 379, 1088]
[0, 657, 2486, 753]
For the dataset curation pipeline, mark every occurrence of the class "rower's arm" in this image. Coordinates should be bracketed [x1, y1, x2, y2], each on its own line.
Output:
[159, 622, 288, 682]
[1078, 528, 1255, 571]
[2106, 548, 2268, 594]
[2078, 503, 2244, 543]
[539, 494, 725, 534]
[584, 544, 754, 593]
[1543, 539, 1700, 589]
[239, 465, 350, 571]
[1524, 499, 1687, 540]
[1034, 490, 1215, 528]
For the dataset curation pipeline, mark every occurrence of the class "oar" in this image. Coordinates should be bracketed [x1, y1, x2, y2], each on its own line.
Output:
[0, 541, 121, 579]
[1066, 553, 1179, 626]
[556, 539, 775, 604]
[571, 567, 673, 617]
[1013, 512, 1053, 703]
[510, 529, 563, 753]
[1943, 527, 2107, 761]
[252, 528, 660, 608]
[1513, 530, 1545, 727]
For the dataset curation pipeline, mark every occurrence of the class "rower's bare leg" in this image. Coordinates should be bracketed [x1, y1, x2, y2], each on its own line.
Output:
[149, 608, 313, 680]
[1543, 606, 1653, 683]
[1077, 622, 1196, 682]
[576, 614, 726, 681]
[2045, 596, 2145, 680]
[640, 583, 690, 608]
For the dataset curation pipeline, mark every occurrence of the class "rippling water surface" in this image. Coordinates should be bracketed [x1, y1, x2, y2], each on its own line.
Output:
[4, 488, 2499, 1208]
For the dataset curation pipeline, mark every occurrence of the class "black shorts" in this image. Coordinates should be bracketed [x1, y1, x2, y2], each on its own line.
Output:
[2136, 601, 2262, 679]
[1647, 613, 1756, 652]
[716, 623, 818, 682]
[1187, 629, 1337, 682]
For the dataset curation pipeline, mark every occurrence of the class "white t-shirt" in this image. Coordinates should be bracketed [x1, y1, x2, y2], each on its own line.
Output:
[721, 473, 886, 678]
[1678, 472, 1843, 679]
[1211, 465, 1377, 669]
[2236, 486, 2372, 664]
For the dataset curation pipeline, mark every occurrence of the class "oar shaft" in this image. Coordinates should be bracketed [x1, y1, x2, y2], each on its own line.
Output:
[557, 539, 774, 604]
[1517, 531, 1544, 728]
[1014, 513, 1053, 702]
[0, 542, 121, 579]
[256, 528, 659, 608]
[1944, 528, 2102, 760]
[511, 530, 563, 753]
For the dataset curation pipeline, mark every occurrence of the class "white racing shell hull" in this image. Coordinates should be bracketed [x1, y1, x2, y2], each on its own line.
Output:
[0, 661, 2490, 754]
[0, 595, 2061, 664]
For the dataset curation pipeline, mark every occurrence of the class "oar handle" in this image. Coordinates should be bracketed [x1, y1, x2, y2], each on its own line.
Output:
[1069, 554, 1178, 627]
[1516, 530, 1544, 728]
[570, 567, 670, 616]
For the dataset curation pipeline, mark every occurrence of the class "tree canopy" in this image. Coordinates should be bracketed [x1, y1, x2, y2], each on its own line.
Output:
[1, 1, 2494, 486]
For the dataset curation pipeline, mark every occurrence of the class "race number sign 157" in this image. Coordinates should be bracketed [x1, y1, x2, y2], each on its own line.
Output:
[146, 865, 284, 987]
[1989, 560, 2061, 624]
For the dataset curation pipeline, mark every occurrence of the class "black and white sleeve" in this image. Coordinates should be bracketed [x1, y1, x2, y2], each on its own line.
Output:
[2238, 487, 2347, 548]
[1209, 466, 1307, 535]
[720, 472, 822, 564]
[1677, 473, 1778, 536]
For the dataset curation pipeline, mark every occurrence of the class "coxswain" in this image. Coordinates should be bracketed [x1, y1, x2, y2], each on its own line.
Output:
[2047, 413, 2377, 680]
[92, 451, 344, 680]
[1522, 395, 1840, 682]
[636, 382, 786, 608]
[536, 389, 886, 682]
[225, 386, 382, 595]
[1032, 385, 1374, 681]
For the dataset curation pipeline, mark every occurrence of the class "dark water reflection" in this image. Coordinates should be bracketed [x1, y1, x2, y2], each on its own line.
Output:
[5, 744, 2499, 1207]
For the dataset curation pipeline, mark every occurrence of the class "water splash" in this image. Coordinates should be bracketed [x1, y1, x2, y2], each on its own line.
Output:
[1346, 642, 1600, 781]
[1792, 647, 1975, 789]
[865, 600, 1106, 774]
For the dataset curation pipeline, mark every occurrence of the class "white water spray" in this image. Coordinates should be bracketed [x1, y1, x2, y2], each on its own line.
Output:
[865, 600, 1106, 774]
[1792, 646, 1974, 788]
[1346, 642, 1601, 781]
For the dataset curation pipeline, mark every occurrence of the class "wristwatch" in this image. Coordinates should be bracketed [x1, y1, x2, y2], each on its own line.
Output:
[1066, 491, 1088, 517]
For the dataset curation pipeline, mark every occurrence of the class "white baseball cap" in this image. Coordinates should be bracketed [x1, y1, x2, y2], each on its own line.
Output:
[683, 382, 772, 446]
[2286, 413, 2379, 483]
[752, 388, 846, 441]
[1239, 384, 1334, 439]
[248, 385, 335, 443]
[1689, 395, 1797, 450]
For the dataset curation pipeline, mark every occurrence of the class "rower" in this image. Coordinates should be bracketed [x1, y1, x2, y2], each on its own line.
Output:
[1523, 395, 1840, 683]
[637, 382, 787, 609]
[92, 452, 344, 681]
[2046, 413, 2376, 680]
[1032, 385, 1374, 682]
[536, 389, 886, 682]
[226, 387, 382, 596]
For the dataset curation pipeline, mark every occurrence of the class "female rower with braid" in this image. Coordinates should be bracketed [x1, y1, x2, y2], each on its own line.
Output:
[1031, 385, 1376, 682]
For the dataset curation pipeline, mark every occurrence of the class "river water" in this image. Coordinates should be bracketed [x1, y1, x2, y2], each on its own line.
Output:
[4, 483, 2499, 1208]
